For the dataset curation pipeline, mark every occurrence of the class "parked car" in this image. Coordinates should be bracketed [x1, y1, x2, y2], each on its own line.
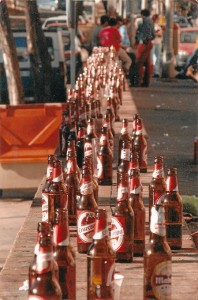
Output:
[37, 0, 65, 11]
[175, 27, 198, 70]
[0, 29, 67, 103]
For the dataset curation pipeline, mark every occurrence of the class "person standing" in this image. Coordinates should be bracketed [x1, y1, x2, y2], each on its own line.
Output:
[99, 18, 132, 74]
[152, 14, 163, 78]
[135, 9, 155, 87]
[91, 15, 109, 50]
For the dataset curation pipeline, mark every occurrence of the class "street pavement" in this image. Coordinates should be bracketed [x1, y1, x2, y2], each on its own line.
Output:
[0, 76, 197, 273]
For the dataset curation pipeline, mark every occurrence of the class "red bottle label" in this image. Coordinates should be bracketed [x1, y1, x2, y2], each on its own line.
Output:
[77, 210, 95, 243]
[41, 192, 48, 222]
[36, 252, 54, 274]
[166, 176, 178, 192]
[111, 216, 125, 252]
[84, 142, 93, 157]
[53, 224, 69, 246]
[154, 191, 165, 205]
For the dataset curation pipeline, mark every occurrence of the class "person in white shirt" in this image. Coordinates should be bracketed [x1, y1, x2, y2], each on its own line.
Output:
[151, 14, 163, 78]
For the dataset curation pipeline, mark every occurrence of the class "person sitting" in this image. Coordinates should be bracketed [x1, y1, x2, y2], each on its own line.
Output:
[176, 48, 198, 82]
[99, 17, 132, 75]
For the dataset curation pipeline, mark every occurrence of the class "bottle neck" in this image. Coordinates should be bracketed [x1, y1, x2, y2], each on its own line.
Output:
[53, 219, 69, 247]
[166, 175, 178, 192]
[129, 175, 141, 195]
[93, 218, 109, 240]
[52, 167, 64, 183]
[153, 163, 165, 179]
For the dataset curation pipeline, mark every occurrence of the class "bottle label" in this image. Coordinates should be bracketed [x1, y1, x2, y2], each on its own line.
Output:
[150, 206, 166, 236]
[53, 173, 64, 182]
[129, 177, 141, 194]
[151, 261, 172, 300]
[121, 127, 127, 134]
[46, 165, 53, 179]
[166, 176, 178, 192]
[153, 166, 164, 178]
[117, 185, 128, 200]
[121, 148, 130, 161]
[65, 160, 75, 174]
[111, 216, 125, 251]
[77, 211, 95, 243]
[80, 182, 93, 195]
[154, 191, 166, 205]
[87, 124, 94, 135]
[36, 252, 54, 274]
[41, 192, 48, 222]
[53, 224, 69, 246]
[28, 296, 60, 300]
[84, 142, 93, 157]
[99, 135, 107, 145]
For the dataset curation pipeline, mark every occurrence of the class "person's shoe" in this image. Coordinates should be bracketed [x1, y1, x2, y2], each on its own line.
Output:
[153, 74, 159, 78]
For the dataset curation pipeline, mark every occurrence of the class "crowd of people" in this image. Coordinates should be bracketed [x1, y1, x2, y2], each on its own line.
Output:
[90, 7, 198, 87]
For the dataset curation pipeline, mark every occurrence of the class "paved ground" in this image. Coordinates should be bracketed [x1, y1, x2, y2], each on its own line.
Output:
[0, 76, 197, 274]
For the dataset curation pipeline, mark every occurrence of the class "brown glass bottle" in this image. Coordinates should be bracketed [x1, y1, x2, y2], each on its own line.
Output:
[144, 205, 172, 300]
[149, 156, 166, 224]
[87, 209, 116, 299]
[128, 150, 139, 178]
[64, 149, 80, 226]
[163, 167, 183, 250]
[76, 123, 85, 169]
[53, 208, 76, 299]
[133, 118, 148, 173]
[131, 113, 141, 150]
[48, 159, 68, 225]
[118, 118, 132, 166]
[59, 107, 71, 158]
[103, 112, 114, 154]
[129, 168, 145, 256]
[111, 171, 134, 262]
[28, 234, 62, 299]
[77, 166, 98, 253]
[117, 138, 131, 186]
[41, 154, 55, 222]
[97, 126, 113, 185]
[106, 97, 115, 136]
[29, 222, 53, 289]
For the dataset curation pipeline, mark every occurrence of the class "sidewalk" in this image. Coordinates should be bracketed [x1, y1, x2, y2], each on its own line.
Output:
[0, 79, 197, 300]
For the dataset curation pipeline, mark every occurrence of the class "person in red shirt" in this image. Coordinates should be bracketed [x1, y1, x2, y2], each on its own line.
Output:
[99, 18, 132, 74]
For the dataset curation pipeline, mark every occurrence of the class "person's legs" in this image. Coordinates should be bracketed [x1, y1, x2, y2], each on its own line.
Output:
[117, 48, 132, 73]
[136, 44, 147, 85]
[140, 42, 153, 86]
[153, 43, 162, 76]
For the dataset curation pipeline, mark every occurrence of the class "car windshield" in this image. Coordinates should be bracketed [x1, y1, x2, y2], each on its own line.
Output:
[180, 31, 198, 43]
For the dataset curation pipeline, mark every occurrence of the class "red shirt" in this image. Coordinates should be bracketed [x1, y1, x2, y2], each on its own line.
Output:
[99, 27, 121, 52]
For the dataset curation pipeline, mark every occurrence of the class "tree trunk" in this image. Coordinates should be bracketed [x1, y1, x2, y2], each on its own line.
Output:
[0, 0, 24, 105]
[25, 0, 53, 103]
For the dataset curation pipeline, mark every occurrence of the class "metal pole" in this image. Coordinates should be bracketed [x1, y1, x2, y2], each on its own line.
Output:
[66, 0, 76, 88]
[161, 0, 175, 78]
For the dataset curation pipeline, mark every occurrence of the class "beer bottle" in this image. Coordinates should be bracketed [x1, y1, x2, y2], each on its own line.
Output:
[129, 168, 145, 256]
[97, 126, 113, 185]
[118, 119, 132, 166]
[59, 107, 71, 158]
[28, 234, 62, 299]
[87, 209, 115, 299]
[133, 118, 148, 173]
[48, 159, 68, 224]
[144, 205, 172, 300]
[41, 154, 55, 222]
[131, 113, 140, 150]
[163, 167, 183, 250]
[83, 156, 99, 204]
[66, 139, 81, 181]
[53, 208, 76, 299]
[103, 112, 114, 154]
[64, 149, 80, 226]
[76, 123, 85, 169]
[128, 150, 139, 178]
[111, 171, 134, 262]
[117, 138, 131, 186]
[29, 221, 52, 289]
[106, 97, 115, 136]
[77, 166, 98, 253]
[149, 156, 166, 224]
